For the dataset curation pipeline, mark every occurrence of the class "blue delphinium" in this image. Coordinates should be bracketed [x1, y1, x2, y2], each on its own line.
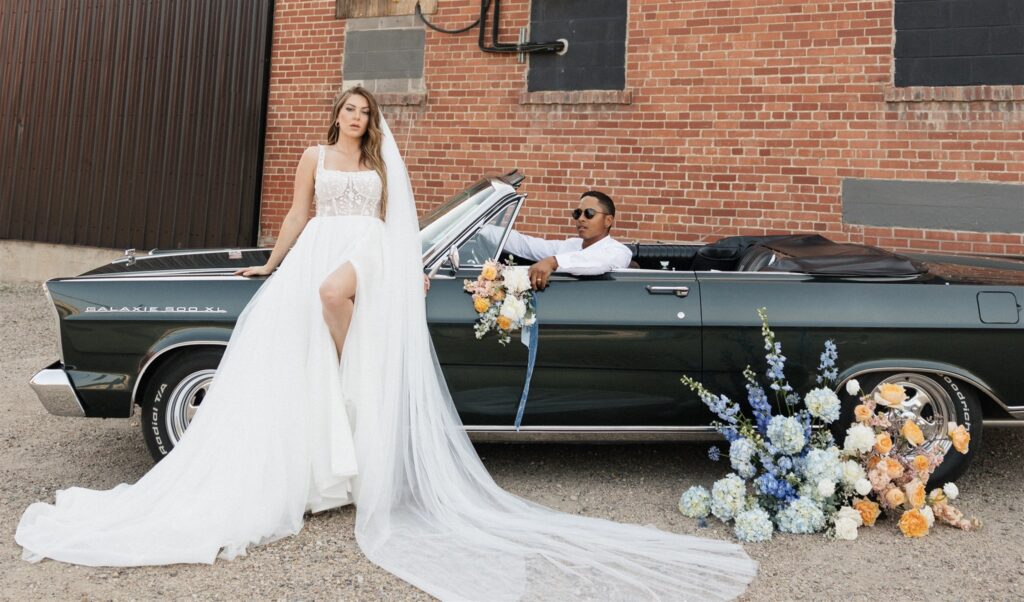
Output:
[816, 339, 839, 385]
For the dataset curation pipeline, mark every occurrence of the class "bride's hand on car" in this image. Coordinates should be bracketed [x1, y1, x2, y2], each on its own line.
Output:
[423, 274, 431, 296]
[235, 264, 274, 278]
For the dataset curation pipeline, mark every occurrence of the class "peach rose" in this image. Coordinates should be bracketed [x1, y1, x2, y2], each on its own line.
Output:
[473, 297, 491, 314]
[496, 315, 512, 330]
[874, 433, 893, 455]
[948, 424, 970, 454]
[854, 404, 872, 423]
[866, 455, 881, 471]
[481, 263, 499, 281]
[874, 383, 908, 407]
[490, 289, 506, 302]
[853, 498, 881, 527]
[904, 478, 926, 509]
[912, 454, 930, 473]
[901, 420, 925, 447]
[884, 486, 906, 508]
[898, 508, 929, 537]
[881, 457, 905, 479]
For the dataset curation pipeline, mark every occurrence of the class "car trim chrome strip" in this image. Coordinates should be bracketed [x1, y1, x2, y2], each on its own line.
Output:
[130, 340, 228, 412]
[464, 425, 722, 442]
[842, 366, 1016, 417]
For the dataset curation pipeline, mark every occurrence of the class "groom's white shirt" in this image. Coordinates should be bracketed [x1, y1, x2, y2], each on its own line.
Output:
[502, 230, 633, 276]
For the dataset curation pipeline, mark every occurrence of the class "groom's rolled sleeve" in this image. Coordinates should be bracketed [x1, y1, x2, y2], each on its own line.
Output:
[554, 244, 633, 276]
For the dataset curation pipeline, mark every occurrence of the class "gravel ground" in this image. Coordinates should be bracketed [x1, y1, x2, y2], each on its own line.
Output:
[1, 281, 1023, 601]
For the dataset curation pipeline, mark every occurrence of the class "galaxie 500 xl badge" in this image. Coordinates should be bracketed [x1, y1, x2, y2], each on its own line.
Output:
[85, 306, 227, 313]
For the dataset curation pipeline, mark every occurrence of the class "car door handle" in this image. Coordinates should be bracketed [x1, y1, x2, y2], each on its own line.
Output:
[645, 286, 689, 298]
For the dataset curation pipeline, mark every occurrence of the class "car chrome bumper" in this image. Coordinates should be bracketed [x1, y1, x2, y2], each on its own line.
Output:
[29, 362, 86, 417]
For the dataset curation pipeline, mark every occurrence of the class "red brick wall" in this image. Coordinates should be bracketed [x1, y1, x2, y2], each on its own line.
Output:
[261, 0, 1024, 256]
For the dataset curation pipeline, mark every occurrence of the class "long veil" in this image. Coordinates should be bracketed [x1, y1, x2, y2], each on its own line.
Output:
[363, 115, 757, 601]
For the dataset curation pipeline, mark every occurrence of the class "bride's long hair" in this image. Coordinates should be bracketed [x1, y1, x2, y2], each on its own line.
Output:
[327, 86, 388, 219]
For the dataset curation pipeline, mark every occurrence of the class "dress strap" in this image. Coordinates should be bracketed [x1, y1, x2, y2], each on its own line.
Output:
[317, 144, 325, 171]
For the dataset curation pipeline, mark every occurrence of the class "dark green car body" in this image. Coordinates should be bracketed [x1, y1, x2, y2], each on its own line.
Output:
[30, 174, 1024, 475]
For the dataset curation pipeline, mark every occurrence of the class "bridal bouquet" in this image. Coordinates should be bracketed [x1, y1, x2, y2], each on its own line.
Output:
[463, 259, 536, 346]
[677, 308, 978, 543]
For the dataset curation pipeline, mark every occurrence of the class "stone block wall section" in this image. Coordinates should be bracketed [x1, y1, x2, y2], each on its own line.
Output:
[260, 0, 1024, 256]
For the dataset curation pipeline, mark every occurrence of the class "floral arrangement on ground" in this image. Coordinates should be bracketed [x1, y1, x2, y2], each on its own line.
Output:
[677, 308, 980, 542]
[463, 258, 536, 346]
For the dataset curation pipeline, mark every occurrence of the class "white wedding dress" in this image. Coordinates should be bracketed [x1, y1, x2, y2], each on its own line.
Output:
[17, 117, 757, 600]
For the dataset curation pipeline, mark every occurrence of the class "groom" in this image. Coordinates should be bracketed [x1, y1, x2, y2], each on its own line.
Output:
[502, 191, 632, 290]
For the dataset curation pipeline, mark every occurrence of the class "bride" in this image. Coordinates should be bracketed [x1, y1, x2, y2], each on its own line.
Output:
[17, 87, 757, 600]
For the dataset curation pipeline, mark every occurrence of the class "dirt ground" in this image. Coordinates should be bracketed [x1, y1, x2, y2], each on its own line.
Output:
[1, 282, 1022, 600]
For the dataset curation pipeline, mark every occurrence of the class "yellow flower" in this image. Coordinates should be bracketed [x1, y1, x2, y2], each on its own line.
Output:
[912, 454, 930, 473]
[875, 383, 908, 407]
[491, 288, 506, 302]
[473, 296, 491, 314]
[854, 404, 872, 423]
[853, 498, 881, 527]
[496, 315, 512, 330]
[481, 262, 499, 281]
[884, 486, 906, 508]
[904, 478, 926, 509]
[901, 420, 925, 446]
[898, 508, 930, 537]
[881, 457, 905, 479]
[948, 424, 970, 454]
[874, 432, 893, 455]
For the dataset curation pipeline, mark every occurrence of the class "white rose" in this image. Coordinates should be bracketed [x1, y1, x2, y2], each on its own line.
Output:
[499, 296, 527, 322]
[836, 506, 864, 527]
[841, 460, 866, 486]
[854, 478, 872, 496]
[843, 424, 875, 455]
[921, 505, 935, 528]
[503, 267, 532, 294]
[845, 379, 860, 396]
[817, 480, 836, 498]
[834, 517, 859, 541]
[943, 482, 959, 500]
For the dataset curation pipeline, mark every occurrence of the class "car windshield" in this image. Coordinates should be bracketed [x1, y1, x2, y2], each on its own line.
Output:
[419, 179, 496, 255]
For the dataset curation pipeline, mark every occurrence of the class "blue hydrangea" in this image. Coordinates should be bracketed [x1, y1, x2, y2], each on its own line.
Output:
[804, 387, 841, 424]
[776, 496, 827, 534]
[801, 447, 843, 499]
[729, 438, 757, 479]
[767, 415, 806, 455]
[733, 506, 774, 542]
[707, 446, 721, 462]
[678, 486, 711, 518]
[710, 474, 747, 522]
[754, 472, 797, 502]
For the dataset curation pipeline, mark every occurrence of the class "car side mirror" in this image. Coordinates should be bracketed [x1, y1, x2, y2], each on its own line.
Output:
[428, 245, 460, 278]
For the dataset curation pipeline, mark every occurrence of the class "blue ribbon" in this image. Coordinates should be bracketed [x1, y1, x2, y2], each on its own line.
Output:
[513, 295, 538, 431]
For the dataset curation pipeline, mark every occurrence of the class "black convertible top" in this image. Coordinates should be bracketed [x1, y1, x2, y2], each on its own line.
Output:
[740, 235, 927, 277]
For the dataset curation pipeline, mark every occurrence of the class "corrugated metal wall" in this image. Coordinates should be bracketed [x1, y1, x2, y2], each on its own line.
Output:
[0, 0, 273, 249]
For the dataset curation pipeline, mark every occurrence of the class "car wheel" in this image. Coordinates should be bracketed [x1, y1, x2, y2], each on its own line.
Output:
[836, 371, 981, 485]
[140, 348, 223, 461]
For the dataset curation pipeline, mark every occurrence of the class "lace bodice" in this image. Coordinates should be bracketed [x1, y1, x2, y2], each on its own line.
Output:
[315, 145, 382, 218]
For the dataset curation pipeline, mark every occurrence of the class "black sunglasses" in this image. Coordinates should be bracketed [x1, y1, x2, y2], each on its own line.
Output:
[571, 208, 611, 220]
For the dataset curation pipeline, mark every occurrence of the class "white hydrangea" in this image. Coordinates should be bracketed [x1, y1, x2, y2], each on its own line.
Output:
[678, 486, 711, 518]
[710, 474, 747, 522]
[843, 423, 875, 456]
[776, 497, 827, 534]
[502, 267, 531, 294]
[854, 478, 872, 496]
[767, 415, 806, 455]
[499, 296, 527, 322]
[834, 517, 859, 541]
[943, 482, 959, 500]
[733, 507, 773, 543]
[845, 379, 861, 396]
[804, 387, 841, 423]
[921, 505, 935, 527]
[817, 480, 836, 498]
[729, 438, 757, 479]
[841, 459, 866, 487]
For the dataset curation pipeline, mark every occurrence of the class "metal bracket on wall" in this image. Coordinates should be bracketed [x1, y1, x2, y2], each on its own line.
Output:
[415, 1, 566, 56]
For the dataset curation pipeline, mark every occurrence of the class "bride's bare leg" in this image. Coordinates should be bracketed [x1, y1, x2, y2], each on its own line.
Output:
[319, 262, 357, 361]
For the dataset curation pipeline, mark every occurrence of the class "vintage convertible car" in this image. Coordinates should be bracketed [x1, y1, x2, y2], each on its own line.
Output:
[29, 171, 1024, 482]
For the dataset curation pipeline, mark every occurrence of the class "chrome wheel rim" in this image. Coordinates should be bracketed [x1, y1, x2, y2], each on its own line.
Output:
[165, 369, 215, 444]
[870, 373, 954, 457]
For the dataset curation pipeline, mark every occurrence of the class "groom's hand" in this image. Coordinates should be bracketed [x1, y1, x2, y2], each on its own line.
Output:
[528, 257, 558, 290]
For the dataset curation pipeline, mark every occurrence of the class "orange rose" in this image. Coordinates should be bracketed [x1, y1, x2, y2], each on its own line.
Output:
[853, 498, 881, 527]
[473, 297, 491, 314]
[866, 455, 881, 471]
[854, 404, 872, 423]
[898, 508, 929, 537]
[875, 383, 908, 407]
[948, 424, 970, 454]
[904, 478, 926, 509]
[496, 315, 512, 330]
[490, 289, 506, 302]
[874, 433, 893, 455]
[884, 486, 906, 508]
[881, 457, 905, 479]
[481, 263, 499, 281]
[912, 454, 930, 473]
[901, 420, 925, 446]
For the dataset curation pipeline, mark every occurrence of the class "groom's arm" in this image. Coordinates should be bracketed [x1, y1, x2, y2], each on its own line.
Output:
[501, 230, 563, 262]
[554, 243, 633, 276]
